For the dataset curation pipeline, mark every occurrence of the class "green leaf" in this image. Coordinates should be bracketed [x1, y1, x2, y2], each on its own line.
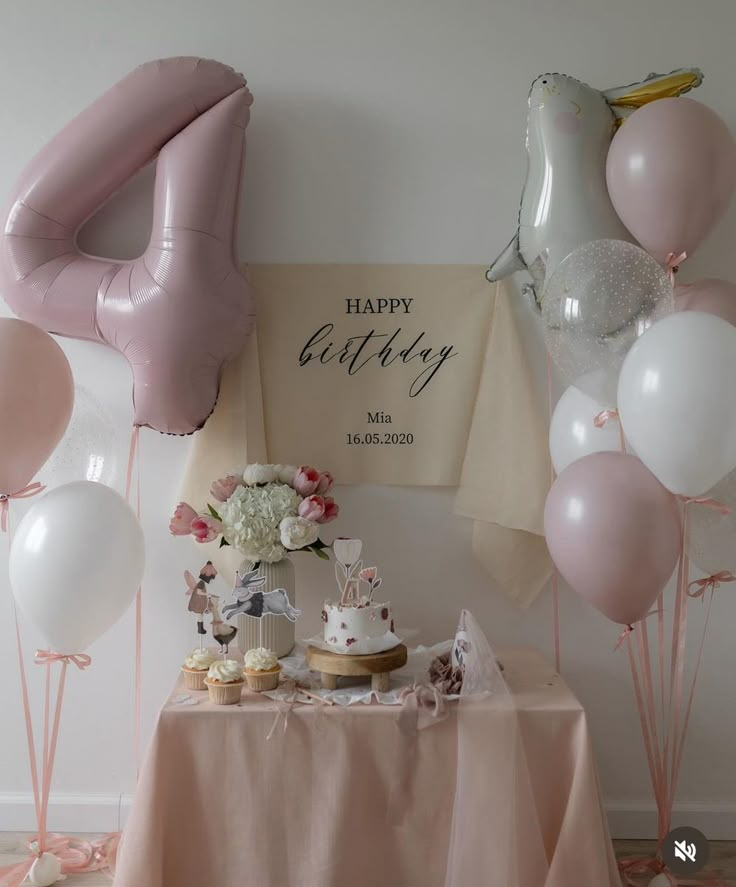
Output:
[314, 548, 330, 560]
[208, 504, 222, 521]
[311, 538, 328, 550]
[218, 537, 230, 548]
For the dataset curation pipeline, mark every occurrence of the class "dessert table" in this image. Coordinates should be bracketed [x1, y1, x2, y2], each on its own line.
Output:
[114, 648, 619, 887]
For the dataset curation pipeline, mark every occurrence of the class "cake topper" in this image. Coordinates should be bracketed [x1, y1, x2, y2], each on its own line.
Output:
[223, 567, 301, 648]
[184, 561, 217, 649]
[359, 566, 382, 602]
[207, 593, 238, 655]
[334, 538, 364, 606]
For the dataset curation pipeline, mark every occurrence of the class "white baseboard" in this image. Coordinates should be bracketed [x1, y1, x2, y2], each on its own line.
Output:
[0, 792, 133, 833]
[0, 792, 733, 840]
[606, 801, 736, 840]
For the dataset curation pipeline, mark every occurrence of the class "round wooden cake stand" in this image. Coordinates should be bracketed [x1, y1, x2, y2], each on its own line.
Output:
[306, 644, 408, 692]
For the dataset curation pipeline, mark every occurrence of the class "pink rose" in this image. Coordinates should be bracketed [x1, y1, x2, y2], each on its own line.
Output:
[298, 495, 326, 521]
[190, 515, 223, 543]
[317, 497, 339, 524]
[210, 474, 240, 503]
[315, 471, 334, 495]
[293, 465, 320, 496]
[169, 502, 198, 536]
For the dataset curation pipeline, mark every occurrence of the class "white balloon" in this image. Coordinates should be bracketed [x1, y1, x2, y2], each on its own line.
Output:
[618, 311, 736, 496]
[549, 385, 622, 474]
[10, 481, 145, 653]
[40, 386, 119, 487]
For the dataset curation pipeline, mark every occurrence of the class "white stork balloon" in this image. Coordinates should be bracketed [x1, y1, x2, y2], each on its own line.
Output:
[487, 68, 703, 306]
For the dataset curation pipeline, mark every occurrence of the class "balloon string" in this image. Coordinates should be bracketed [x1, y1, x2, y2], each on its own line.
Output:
[545, 352, 561, 673]
[673, 583, 715, 797]
[0, 483, 46, 532]
[12, 604, 42, 833]
[669, 532, 690, 816]
[125, 425, 143, 778]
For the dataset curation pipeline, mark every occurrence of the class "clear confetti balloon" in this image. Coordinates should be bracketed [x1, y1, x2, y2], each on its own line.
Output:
[542, 239, 673, 406]
[40, 386, 119, 488]
[688, 468, 736, 576]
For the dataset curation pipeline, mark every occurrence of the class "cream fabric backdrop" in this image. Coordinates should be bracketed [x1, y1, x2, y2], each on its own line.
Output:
[181, 268, 551, 603]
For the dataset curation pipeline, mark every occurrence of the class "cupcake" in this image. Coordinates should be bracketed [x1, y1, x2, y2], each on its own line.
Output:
[181, 648, 217, 691]
[244, 647, 281, 692]
[204, 659, 245, 705]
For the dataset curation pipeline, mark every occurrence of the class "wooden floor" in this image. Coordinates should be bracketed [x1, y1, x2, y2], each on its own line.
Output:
[1, 834, 735, 884]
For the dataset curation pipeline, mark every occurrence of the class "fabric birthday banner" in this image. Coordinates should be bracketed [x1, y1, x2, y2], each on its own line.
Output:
[182, 266, 551, 604]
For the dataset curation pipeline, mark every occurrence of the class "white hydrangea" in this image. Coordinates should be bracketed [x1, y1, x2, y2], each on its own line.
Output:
[219, 483, 301, 563]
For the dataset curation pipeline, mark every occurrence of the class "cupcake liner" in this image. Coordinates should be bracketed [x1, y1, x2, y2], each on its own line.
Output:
[181, 667, 208, 691]
[245, 666, 281, 692]
[205, 678, 244, 705]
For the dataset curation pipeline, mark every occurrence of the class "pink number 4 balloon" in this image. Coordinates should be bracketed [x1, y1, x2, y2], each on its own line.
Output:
[0, 57, 254, 435]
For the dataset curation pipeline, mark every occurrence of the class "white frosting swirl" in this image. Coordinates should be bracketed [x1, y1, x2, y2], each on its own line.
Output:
[207, 659, 244, 683]
[245, 647, 279, 672]
[183, 649, 216, 671]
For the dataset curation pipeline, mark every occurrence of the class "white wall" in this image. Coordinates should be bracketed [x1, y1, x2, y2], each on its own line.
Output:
[0, 0, 735, 838]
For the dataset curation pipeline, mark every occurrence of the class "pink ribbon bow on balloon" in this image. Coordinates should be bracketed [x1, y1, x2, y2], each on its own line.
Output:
[614, 608, 662, 652]
[593, 408, 619, 429]
[687, 571, 736, 600]
[0, 482, 45, 532]
[665, 250, 688, 284]
[34, 650, 92, 670]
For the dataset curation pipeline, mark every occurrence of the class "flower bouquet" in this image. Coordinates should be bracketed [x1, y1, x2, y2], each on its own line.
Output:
[170, 464, 339, 657]
[169, 463, 338, 563]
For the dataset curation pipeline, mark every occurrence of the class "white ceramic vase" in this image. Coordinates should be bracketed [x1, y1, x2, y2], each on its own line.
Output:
[236, 557, 296, 657]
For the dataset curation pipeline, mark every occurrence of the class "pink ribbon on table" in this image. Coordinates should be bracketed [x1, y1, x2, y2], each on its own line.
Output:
[678, 495, 731, 516]
[593, 408, 619, 429]
[34, 650, 92, 670]
[397, 682, 448, 734]
[0, 482, 45, 532]
[687, 571, 736, 600]
[0, 832, 120, 887]
[666, 250, 688, 284]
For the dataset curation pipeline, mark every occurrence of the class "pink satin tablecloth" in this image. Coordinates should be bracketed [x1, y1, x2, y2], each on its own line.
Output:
[114, 648, 619, 887]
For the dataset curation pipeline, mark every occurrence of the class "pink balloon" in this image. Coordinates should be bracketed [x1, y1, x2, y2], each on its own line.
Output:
[0, 318, 74, 494]
[675, 278, 736, 327]
[0, 57, 254, 435]
[607, 97, 736, 263]
[544, 452, 681, 626]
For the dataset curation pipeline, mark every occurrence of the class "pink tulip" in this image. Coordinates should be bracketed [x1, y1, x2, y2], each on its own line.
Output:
[169, 502, 198, 536]
[317, 497, 339, 524]
[191, 515, 223, 544]
[298, 495, 326, 521]
[210, 474, 240, 503]
[359, 566, 377, 582]
[315, 471, 334, 494]
[294, 465, 320, 496]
